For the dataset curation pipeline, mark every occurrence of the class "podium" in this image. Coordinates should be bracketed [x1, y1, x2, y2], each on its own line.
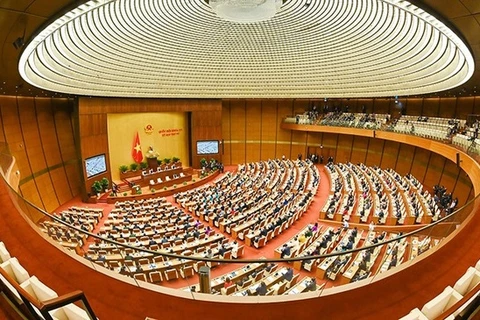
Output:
[146, 157, 158, 170]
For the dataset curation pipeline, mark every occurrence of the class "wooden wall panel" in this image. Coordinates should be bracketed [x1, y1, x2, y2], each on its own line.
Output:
[36, 99, 62, 167]
[473, 97, 480, 117]
[423, 153, 446, 190]
[1, 97, 32, 178]
[336, 134, 353, 163]
[321, 133, 338, 161]
[276, 101, 293, 143]
[246, 143, 260, 163]
[34, 173, 58, 213]
[453, 169, 473, 205]
[395, 143, 415, 175]
[410, 147, 429, 182]
[245, 101, 261, 162]
[221, 102, 231, 164]
[49, 167, 73, 205]
[293, 100, 309, 115]
[222, 143, 231, 165]
[0, 97, 78, 212]
[373, 98, 390, 114]
[380, 141, 400, 169]
[405, 98, 422, 116]
[437, 98, 457, 119]
[231, 142, 246, 164]
[350, 136, 368, 164]
[440, 160, 460, 201]
[365, 138, 384, 166]
[422, 98, 440, 117]
[260, 101, 278, 141]
[19, 179, 43, 211]
[349, 99, 359, 113]
[275, 143, 291, 160]
[291, 130, 307, 157]
[357, 99, 374, 114]
[229, 101, 246, 142]
[306, 132, 321, 150]
[65, 162, 82, 197]
[53, 100, 77, 161]
[290, 142, 306, 160]
[455, 97, 475, 120]
[260, 143, 275, 160]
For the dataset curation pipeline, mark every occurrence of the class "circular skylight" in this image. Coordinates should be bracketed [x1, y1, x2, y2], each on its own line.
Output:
[19, 0, 475, 98]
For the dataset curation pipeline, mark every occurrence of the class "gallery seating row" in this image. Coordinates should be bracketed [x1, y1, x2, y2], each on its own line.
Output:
[0, 241, 94, 319]
[400, 259, 480, 320]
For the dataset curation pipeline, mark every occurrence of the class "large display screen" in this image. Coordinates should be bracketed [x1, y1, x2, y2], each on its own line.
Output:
[85, 154, 107, 178]
[197, 140, 219, 155]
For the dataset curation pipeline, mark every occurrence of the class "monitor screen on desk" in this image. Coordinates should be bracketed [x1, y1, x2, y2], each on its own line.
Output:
[197, 140, 219, 155]
[85, 154, 107, 178]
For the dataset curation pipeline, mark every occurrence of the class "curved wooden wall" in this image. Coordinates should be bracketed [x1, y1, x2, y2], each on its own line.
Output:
[0, 96, 80, 220]
[1, 95, 480, 319]
[1, 127, 480, 320]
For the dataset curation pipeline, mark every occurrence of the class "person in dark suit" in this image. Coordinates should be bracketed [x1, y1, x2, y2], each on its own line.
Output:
[280, 244, 291, 258]
[256, 282, 267, 296]
[283, 268, 294, 281]
[218, 245, 228, 257]
[388, 254, 398, 270]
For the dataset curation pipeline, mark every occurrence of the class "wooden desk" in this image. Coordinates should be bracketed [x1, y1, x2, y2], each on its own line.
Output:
[141, 167, 182, 182]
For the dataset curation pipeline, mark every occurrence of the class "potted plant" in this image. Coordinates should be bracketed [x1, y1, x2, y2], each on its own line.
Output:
[140, 161, 148, 170]
[91, 181, 102, 196]
[163, 157, 171, 165]
[130, 163, 139, 172]
[119, 165, 128, 173]
[100, 177, 109, 192]
[200, 158, 207, 169]
[172, 156, 180, 163]
[157, 159, 163, 166]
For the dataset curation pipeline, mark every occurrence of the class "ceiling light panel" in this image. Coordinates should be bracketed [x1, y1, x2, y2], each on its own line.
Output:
[19, 0, 475, 98]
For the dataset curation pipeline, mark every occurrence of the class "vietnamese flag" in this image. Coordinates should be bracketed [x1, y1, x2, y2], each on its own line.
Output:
[132, 132, 143, 163]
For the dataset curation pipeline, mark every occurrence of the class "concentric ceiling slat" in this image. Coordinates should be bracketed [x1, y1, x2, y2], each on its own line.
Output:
[18, 0, 475, 98]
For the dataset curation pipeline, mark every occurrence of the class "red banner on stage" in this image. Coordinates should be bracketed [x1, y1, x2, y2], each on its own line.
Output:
[132, 132, 143, 163]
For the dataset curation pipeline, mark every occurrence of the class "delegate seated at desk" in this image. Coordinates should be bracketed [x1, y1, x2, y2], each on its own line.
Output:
[283, 268, 293, 281]
[305, 277, 317, 292]
[280, 244, 291, 258]
[256, 281, 267, 296]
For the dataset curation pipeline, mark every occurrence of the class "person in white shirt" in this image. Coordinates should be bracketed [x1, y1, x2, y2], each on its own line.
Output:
[231, 241, 239, 258]
[369, 221, 375, 232]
